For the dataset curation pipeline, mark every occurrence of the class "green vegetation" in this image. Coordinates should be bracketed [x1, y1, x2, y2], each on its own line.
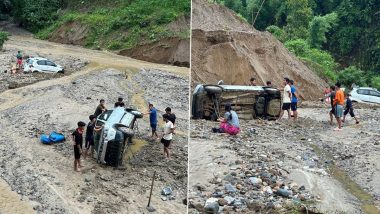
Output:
[0, 31, 9, 49]
[2, 0, 190, 50]
[214, 0, 380, 89]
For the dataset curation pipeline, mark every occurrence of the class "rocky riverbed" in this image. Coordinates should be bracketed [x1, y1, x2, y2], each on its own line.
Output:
[189, 103, 380, 214]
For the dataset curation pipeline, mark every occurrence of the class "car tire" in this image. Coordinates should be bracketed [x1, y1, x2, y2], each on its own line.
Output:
[32, 70, 38, 73]
[204, 85, 223, 94]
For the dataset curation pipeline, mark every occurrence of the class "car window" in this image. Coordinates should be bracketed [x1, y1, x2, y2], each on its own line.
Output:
[37, 60, 46, 65]
[357, 89, 370, 95]
[46, 61, 55, 66]
[369, 90, 380, 97]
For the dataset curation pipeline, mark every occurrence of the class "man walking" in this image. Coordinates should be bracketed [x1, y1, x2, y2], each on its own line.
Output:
[290, 80, 298, 120]
[72, 121, 86, 172]
[277, 77, 292, 120]
[333, 83, 344, 131]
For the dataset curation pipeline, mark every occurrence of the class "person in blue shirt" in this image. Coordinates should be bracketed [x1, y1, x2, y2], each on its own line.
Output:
[145, 103, 158, 139]
[290, 80, 298, 120]
[342, 93, 359, 124]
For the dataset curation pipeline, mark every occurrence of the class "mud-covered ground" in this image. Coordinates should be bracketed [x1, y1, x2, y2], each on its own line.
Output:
[189, 103, 380, 214]
[0, 33, 189, 214]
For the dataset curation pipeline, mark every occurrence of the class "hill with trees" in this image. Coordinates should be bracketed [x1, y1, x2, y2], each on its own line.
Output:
[212, 0, 380, 89]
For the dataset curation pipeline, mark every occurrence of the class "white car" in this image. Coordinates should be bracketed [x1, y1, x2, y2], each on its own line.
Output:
[23, 57, 64, 73]
[350, 87, 380, 104]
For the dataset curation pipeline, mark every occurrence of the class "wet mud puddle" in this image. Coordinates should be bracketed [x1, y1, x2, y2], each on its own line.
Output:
[0, 178, 34, 214]
[310, 144, 380, 214]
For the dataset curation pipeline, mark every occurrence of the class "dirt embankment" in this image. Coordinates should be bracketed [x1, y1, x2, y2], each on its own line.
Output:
[48, 16, 190, 67]
[191, 0, 328, 101]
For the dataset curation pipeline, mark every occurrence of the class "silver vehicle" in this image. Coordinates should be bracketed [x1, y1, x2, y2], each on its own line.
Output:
[350, 87, 380, 104]
[93, 107, 143, 167]
[23, 57, 64, 73]
[192, 84, 282, 120]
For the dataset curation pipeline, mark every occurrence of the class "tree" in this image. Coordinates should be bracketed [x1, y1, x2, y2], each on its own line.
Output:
[308, 12, 338, 48]
[337, 66, 367, 88]
[284, 0, 313, 40]
[0, 31, 9, 49]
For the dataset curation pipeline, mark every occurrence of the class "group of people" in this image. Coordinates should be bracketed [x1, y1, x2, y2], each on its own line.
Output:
[213, 76, 362, 136]
[326, 83, 359, 131]
[71, 98, 177, 172]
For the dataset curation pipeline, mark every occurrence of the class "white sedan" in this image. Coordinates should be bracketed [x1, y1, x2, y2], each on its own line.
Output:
[350, 87, 380, 104]
[23, 57, 64, 73]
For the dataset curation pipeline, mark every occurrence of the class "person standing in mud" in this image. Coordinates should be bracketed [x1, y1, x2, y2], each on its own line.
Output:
[94, 99, 107, 117]
[72, 121, 86, 172]
[327, 85, 336, 125]
[145, 103, 158, 140]
[114, 97, 125, 107]
[165, 107, 176, 125]
[161, 114, 174, 159]
[277, 77, 292, 121]
[84, 115, 102, 159]
[290, 80, 298, 121]
[16, 51, 23, 69]
[333, 82, 344, 131]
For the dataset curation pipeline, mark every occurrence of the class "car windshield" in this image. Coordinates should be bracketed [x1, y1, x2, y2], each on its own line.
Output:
[98, 110, 113, 121]
[26, 59, 33, 64]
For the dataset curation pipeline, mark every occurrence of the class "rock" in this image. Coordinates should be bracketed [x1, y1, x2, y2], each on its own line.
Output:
[298, 185, 306, 191]
[218, 198, 228, 206]
[225, 183, 236, 193]
[160, 196, 167, 201]
[146, 206, 156, 212]
[195, 184, 206, 191]
[212, 191, 224, 198]
[84, 176, 92, 182]
[204, 198, 219, 214]
[249, 177, 262, 185]
[224, 196, 235, 205]
[236, 184, 242, 189]
[161, 187, 173, 196]
[247, 200, 264, 211]
[275, 188, 290, 197]
[264, 186, 273, 195]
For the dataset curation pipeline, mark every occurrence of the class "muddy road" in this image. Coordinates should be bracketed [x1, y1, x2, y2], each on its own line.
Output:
[0, 34, 189, 214]
[189, 104, 380, 214]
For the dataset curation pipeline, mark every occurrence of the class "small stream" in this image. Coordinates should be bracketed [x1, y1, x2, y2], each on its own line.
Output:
[310, 143, 380, 214]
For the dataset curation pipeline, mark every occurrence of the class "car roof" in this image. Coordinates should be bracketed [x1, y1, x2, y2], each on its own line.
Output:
[355, 87, 377, 90]
[218, 85, 279, 92]
[29, 57, 48, 61]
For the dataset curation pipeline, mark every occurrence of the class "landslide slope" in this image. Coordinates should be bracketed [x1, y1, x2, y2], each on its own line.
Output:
[192, 0, 327, 100]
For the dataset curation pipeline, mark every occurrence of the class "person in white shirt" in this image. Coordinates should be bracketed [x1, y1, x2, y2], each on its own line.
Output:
[277, 77, 292, 120]
[161, 114, 174, 159]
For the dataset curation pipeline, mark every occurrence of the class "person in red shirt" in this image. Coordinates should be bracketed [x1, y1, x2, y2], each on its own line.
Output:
[333, 83, 344, 131]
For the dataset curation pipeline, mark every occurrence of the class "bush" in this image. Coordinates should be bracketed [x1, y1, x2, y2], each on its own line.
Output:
[285, 39, 338, 82]
[337, 66, 367, 88]
[370, 76, 380, 91]
[0, 31, 9, 49]
[266, 25, 287, 42]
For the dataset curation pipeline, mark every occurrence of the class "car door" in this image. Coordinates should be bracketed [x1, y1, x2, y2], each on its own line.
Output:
[45, 60, 58, 72]
[369, 90, 380, 104]
[357, 89, 371, 102]
[36, 60, 48, 72]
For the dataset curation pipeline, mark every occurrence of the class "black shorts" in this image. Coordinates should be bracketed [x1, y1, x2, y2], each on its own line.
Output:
[344, 108, 355, 117]
[85, 139, 94, 149]
[282, 103, 291, 110]
[161, 138, 171, 148]
[291, 102, 297, 111]
[74, 147, 81, 159]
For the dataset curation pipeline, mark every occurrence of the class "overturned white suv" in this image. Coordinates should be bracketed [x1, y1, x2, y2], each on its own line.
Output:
[93, 107, 143, 167]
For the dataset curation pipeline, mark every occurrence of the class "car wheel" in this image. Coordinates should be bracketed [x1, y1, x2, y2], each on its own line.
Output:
[32, 70, 38, 73]
[113, 123, 134, 138]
